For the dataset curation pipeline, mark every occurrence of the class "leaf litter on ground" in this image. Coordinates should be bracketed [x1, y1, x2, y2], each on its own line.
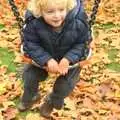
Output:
[0, 0, 120, 119]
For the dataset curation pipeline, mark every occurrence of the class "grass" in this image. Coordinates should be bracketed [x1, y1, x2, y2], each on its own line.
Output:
[107, 48, 119, 61]
[0, 47, 16, 72]
[99, 22, 115, 29]
[17, 110, 32, 119]
[0, 24, 5, 30]
[93, 22, 120, 72]
[94, 22, 120, 30]
[0, 47, 34, 119]
[106, 63, 120, 72]
[105, 48, 120, 72]
[13, 97, 40, 119]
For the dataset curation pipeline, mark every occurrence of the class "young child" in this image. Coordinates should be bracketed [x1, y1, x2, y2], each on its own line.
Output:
[18, 0, 92, 118]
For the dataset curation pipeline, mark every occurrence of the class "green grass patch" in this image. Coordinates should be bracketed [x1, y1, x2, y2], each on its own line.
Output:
[107, 48, 118, 61]
[106, 62, 120, 72]
[106, 48, 120, 72]
[0, 24, 5, 30]
[0, 47, 16, 72]
[95, 22, 120, 30]
[18, 110, 32, 119]
[13, 97, 20, 106]
[17, 109, 39, 119]
[100, 22, 115, 29]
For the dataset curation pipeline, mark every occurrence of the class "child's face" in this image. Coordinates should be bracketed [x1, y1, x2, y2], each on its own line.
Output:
[41, 0, 67, 28]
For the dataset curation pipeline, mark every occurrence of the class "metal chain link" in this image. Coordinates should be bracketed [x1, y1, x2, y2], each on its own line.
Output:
[8, 0, 24, 29]
[80, 0, 101, 65]
[89, 0, 101, 29]
[8, 0, 24, 40]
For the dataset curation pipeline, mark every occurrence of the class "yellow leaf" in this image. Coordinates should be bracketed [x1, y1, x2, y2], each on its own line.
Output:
[115, 90, 120, 98]
[26, 113, 40, 120]
[2, 101, 15, 110]
[0, 83, 7, 95]
[0, 111, 4, 120]
[98, 109, 108, 115]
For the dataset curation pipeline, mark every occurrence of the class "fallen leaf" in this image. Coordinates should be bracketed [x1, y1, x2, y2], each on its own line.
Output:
[2, 101, 15, 110]
[26, 113, 40, 120]
[2, 107, 18, 120]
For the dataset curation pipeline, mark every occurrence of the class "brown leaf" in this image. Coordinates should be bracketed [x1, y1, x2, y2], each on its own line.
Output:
[2, 101, 15, 110]
[0, 65, 7, 75]
[96, 83, 112, 98]
[2, 107, 18, 120]
[0, 111, 4, 120]
[83, 97, 96, 110]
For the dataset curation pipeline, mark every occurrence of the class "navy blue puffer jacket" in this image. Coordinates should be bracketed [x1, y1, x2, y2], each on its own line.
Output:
[23, 0, 92, 67]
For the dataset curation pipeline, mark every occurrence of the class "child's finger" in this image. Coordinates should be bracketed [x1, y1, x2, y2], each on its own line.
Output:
[59, 67, 68, 76]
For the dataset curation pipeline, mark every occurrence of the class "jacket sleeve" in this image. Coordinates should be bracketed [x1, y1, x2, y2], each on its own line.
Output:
[64, 20, 92, 64]
[23, 21, 52, 67]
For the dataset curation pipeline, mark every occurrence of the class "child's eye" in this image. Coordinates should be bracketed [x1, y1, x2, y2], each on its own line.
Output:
[46, 10, 54, 14]
[59, 8, 65, 11]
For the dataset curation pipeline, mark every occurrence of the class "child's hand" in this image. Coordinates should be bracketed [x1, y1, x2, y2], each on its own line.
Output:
[47, 58, 59, 73]
[59, 58, 70, 75]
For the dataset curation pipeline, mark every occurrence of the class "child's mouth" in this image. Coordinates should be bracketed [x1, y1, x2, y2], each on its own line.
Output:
[53, 19, 61, 23]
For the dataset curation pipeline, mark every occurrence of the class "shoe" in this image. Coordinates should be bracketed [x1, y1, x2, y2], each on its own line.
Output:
[18, 93, 40, 111]
[39, 96, 53, 118]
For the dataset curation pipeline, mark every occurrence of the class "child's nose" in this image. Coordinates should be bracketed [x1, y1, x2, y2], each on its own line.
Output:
[54, 11, 60, 18]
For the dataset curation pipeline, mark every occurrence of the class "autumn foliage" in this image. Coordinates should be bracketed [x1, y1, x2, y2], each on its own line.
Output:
[0, 0, 120, 119]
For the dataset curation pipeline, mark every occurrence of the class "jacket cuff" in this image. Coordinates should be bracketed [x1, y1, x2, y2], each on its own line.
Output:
[40, 56, 52, 67]
[64, 55, 79, 64]
[34, 55, 52, 67]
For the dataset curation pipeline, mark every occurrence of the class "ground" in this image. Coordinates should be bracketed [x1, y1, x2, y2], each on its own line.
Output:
[0, 0, 120, 119]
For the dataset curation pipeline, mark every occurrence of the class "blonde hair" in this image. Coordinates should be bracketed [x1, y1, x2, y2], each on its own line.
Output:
[28, 0, 76, 17]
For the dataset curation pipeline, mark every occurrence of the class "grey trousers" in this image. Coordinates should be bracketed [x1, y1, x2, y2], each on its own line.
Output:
[21, 64, 80, 109]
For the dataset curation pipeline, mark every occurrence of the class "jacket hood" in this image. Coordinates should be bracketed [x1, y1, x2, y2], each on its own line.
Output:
[65, 0, 88, 24]
[66, 0, 81, 20]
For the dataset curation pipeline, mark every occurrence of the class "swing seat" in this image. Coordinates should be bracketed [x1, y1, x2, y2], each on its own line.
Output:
[20, 44, 92, 68]
[20, 44, 40, 67]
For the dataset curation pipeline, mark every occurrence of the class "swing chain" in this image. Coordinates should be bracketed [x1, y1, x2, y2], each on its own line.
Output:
[8, 0, 24, 30]
[89, 0, 101, 28]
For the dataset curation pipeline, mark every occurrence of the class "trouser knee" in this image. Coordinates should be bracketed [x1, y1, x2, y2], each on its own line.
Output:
[23, 65, 40, 92]
[23, 64, 48, 89]
[53, 66, 80, 97]
[50, 66, 80, 109]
